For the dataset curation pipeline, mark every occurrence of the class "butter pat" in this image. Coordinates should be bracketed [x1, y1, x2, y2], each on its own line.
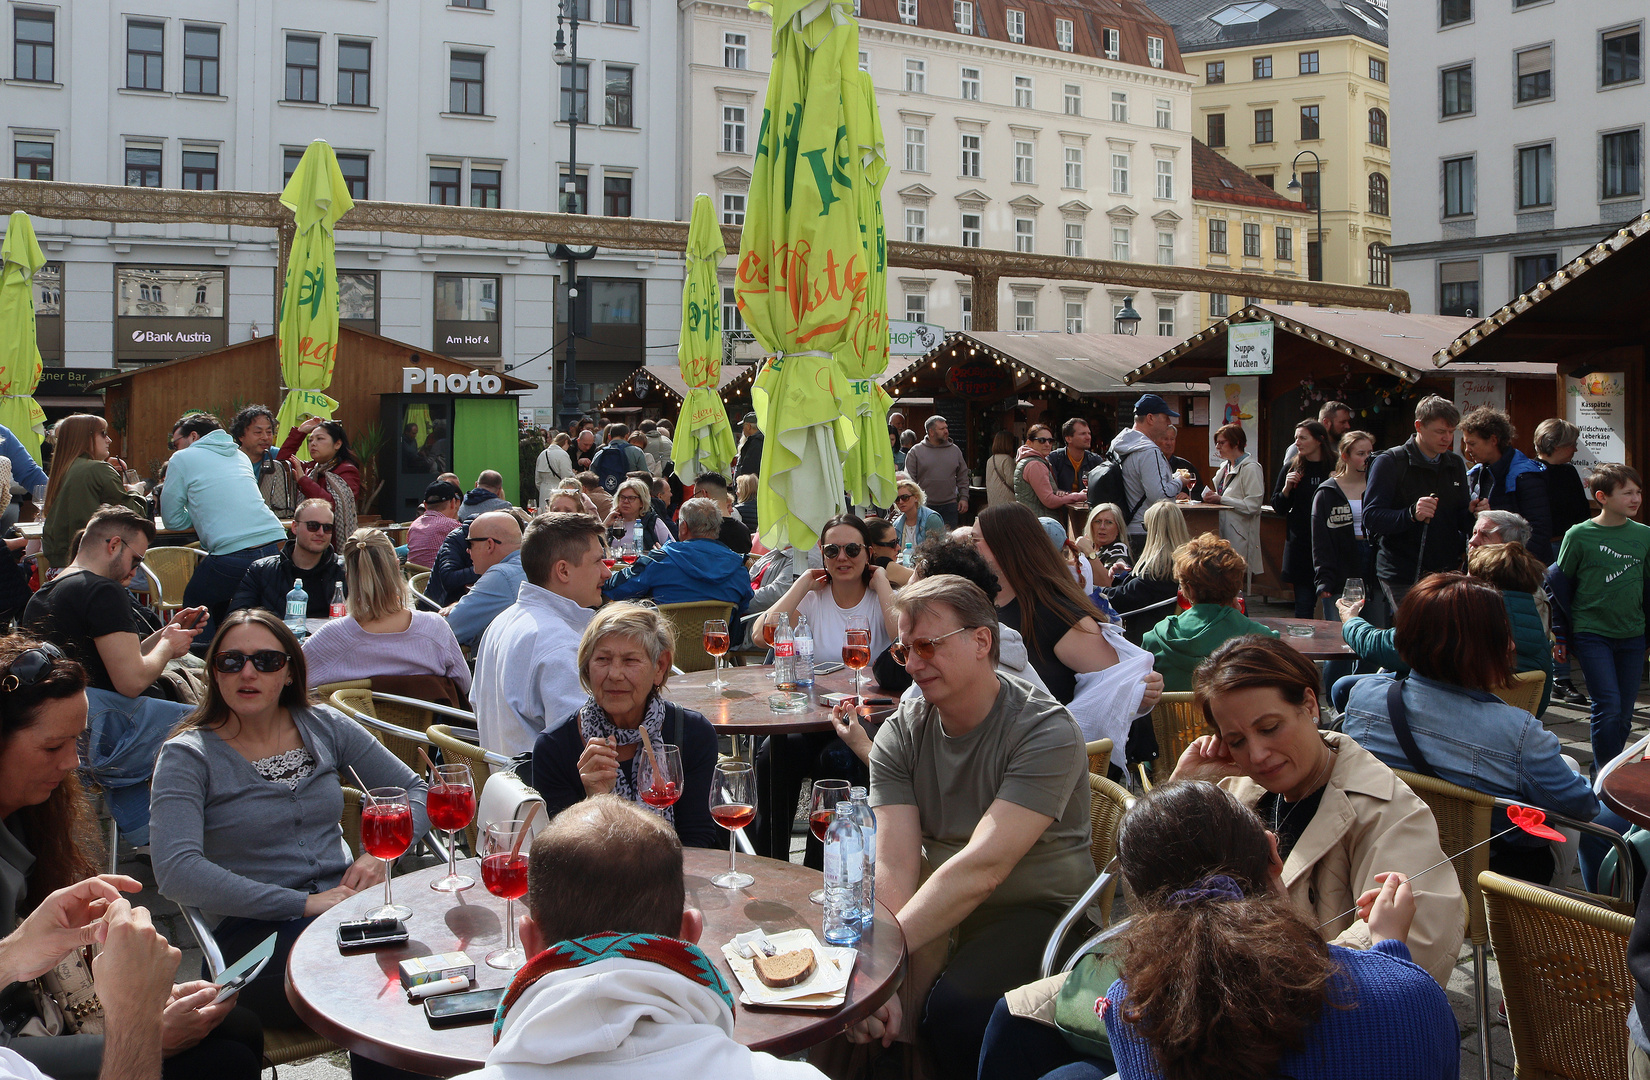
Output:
[398, 952, 476, 990]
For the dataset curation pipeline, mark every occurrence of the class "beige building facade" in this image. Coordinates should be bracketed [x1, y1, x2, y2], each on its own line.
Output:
[1191, 139, 1313, 327]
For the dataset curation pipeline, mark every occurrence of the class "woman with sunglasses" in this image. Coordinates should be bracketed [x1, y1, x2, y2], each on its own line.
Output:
[278, 417, 362, 553]
[40, 413, 148, 570]
[151, 609, 429, 1034]
[301, 529, 469, 695]
[890, 473, 947, 556]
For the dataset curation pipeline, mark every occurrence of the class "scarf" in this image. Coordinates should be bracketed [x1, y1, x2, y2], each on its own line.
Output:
[493, 932, 735, 1043]
[310, 459, 358, 554]
[578, 693, 673, 825]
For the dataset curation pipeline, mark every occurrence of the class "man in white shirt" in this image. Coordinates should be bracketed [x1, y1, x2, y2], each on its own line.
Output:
[534, 440, 576, 507]
[473, 513, 608, 759]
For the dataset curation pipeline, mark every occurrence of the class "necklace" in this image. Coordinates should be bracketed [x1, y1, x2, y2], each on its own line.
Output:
[1270, 744, 1336, 835]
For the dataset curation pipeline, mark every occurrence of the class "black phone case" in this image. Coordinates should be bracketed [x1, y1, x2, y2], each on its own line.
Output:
[335, 919, 409, 951]
[424, 989, 505, 1028]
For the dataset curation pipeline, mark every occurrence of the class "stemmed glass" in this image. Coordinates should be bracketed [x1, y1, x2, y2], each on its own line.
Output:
[360, 787, 414, 920]
[638, 744, 684, 809]
[427, 763, 477, 893]
[709, 761, 756, 889]
[808, 779, 851, 904]
[704, 619, 731, 692]
[843, 618, 872, 701]
[481, 819, 532, 969]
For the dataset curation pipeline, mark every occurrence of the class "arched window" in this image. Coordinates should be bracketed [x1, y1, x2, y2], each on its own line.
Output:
[1368, 107, 1387, 147]
[1368, 242, 1391, 287]
[1368, 172, 1390, 216]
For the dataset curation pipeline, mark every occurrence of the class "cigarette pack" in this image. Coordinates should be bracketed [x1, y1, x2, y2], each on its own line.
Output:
[398, 952, 476, 990]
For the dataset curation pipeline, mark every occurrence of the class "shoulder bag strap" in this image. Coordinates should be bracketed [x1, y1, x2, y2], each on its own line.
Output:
[1385, 678, 1439, 778]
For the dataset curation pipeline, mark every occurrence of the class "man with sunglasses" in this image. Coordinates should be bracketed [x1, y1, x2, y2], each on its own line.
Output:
[228, 499, 346, 621]
[446, 511, 526, 648]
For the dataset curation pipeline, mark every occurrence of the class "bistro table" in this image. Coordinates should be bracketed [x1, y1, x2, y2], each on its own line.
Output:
[286, 852, 906, 1076]
[1253, 617, 1353, 661]
[1601, 758, 1650, 829]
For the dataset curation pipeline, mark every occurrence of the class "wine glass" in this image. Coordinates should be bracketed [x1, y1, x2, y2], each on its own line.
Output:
[361, 787, 414, 920]
[808, 779, 852, 904]
[427, 763, 477, 893]
[482, 819, 533, 969]
[638, 744, 684, 809]
[704, 619, 730, 692]
[709, 761, 756, 889]
[843, 620, 872, 701]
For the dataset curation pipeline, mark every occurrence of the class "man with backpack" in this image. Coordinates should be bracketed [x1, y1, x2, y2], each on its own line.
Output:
[590, 423, 649, 495]
[1363, 394, 1474, 612]
[1095, 395, 1185, 554]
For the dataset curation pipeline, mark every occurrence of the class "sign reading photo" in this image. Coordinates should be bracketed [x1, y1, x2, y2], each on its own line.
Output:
[402, 367, 505, 394]
[434, 274, 501, 357]
[114, 266, 229, 361]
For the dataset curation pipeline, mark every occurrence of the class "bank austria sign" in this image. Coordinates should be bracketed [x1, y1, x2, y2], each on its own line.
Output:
[402, 367, 505, 394]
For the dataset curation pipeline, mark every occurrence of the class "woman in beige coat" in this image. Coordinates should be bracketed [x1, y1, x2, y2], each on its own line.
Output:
[1202, 422, 1265, 584]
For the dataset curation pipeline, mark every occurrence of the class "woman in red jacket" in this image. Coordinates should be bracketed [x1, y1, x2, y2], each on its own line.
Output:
[277, 417, 361, 550]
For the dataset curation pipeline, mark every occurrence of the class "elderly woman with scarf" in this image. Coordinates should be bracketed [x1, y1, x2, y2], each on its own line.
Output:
[531, 603, 720, 849]
[277, 417, 361, 552]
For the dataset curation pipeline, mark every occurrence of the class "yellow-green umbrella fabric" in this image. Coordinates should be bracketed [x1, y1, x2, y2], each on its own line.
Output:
[275, 140, 354, 445]
[0, 212, 47, 461]
[737, 0, 867, 551]
[672, 193, 739, 485]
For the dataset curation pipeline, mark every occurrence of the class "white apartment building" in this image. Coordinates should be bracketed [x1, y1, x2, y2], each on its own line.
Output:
[3, 0, 684, 416]
[1387, 0, 1647, 316]
[680, 0, 1198, 342]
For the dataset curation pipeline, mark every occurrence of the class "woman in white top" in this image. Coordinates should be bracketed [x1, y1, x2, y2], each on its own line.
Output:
[754, 513, 896, 658]
[1203, 422, 1266, 576]
[1312, 430, 1379, 623]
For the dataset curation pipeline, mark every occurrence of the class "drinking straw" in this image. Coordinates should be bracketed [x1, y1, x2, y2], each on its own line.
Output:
[347, 765, 380, 806]
[417, 745, 439, 782]
[507, 803, 541, 859]
[637, 725, 662, 786]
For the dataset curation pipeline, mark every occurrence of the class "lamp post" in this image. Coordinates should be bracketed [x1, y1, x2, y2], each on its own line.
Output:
[552, 5, 595, 430]
[1287, 150, 1324, 282]
[1114, 295, 1142, 336]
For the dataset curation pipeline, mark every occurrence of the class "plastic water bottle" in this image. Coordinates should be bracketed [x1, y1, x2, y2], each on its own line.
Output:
[794, 615, 815, 687]
[823, 801, 863, 946]
[901, 539, 915, 567]
[773, 612, 797, 691]
[329, 582, 346, 619]
[850, 786, 876, 925]
[630, 520, 645, 558]
[284, 581, 308, 636]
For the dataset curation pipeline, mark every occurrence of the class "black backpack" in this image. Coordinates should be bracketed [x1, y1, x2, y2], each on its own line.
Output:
[591, 443, 631, 494]
[1086, 447, 1144, 520]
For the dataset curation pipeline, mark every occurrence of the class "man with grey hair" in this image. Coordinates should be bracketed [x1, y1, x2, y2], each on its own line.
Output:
[1469, 509, 1532, 551]
[603, 498, 751, 613]
[903, 415, 969, 528]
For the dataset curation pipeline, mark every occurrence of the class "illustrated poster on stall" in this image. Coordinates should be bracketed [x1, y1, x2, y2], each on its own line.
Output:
[1453, 377, 1505, 454]
[1566, 372, 1627, 480]
[1211, 377, 1258, 468]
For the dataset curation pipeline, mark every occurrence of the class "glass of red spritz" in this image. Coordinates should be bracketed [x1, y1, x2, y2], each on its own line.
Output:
[482, 819, 533, 969]
[361, 787, 415, 920]
[427, 763, 477, 893]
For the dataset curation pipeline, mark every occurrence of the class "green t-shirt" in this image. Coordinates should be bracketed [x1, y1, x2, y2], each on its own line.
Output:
[1558, 517, 1650, 638]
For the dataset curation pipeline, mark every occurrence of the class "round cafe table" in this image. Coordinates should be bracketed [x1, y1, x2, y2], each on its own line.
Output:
[285, 853, 906, 1076]
[1252, 617, 1354, 661]
[1601, 759, 1650, 829]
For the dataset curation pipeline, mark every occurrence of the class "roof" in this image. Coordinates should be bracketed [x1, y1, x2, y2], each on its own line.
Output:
[1433, 209, 1650, 368]
[1192, 139, 1307, 213]
[600, 358, 920, 411]
[889, 332, 1209, 400]
[857, 0, 1187, 73]
[1143, 0, 1387, 52]
[1125, 303, 1553, 384]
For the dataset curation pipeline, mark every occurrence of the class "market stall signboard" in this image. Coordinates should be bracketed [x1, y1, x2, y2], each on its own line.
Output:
[945, 362, 1013, 400]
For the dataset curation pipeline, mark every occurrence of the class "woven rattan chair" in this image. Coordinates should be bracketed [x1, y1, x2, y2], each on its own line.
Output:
[140, 547, 204, 616]
[329, 689, 440, 772]
[1491, 669, 1548, 715]
[1084, 738, 1114, 777]
[427, 723, 514, 853]
[655, 601, 737, 673]
[1481, 870, 1635, 1080]
[1143, 692, 1201, 789]
[408, 571, 431, 597]
[1088, 771, 1131, 926]
[403, 562, 432, 578]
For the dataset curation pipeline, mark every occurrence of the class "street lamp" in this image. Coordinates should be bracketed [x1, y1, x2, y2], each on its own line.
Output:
[1287, 150, 1324, 282]
[1114, 296, 1142, 336]
[551, 1, 594, 430]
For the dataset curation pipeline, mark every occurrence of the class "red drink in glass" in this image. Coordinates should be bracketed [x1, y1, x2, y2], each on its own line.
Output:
[361, 804, 414, 860]
[710, 803, 757, 831]
[763, 623, 777, 647]
[810, 810, 834, 841]
[481, 853, 530, 900]
[703, 631, 730, 656]
[621, 552, 638, 565]
[602, 557, 617, 569]
[426, 784, 476, 833]
[639, 781, 680, 808]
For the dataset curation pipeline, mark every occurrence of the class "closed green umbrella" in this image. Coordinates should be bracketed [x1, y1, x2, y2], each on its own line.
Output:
[275, 140, 354, 445]
[839, 68, 895, 509]
[672, 194, 739, 485]
[0, 212, 47, 460]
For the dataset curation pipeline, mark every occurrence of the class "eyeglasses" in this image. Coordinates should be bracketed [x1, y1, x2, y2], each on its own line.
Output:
[466, 536, 498, 548]
[888, 626, 974, 666]
[212, 650, 291, 674]
[895, 492, 917, 502]
[1, 642, 63, 692]
[298, 520, 335, 534]
[821, 543, 863, 559]
[113, 536, 145, 562]
[1031, 436, 1054, 445]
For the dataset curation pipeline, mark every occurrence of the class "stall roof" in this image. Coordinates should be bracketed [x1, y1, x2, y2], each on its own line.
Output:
[599, 357, 919, 413]
[1124, 304, 1554, 385]
[889, 332, 1209, 401]
[1432, 210, 1650, 368]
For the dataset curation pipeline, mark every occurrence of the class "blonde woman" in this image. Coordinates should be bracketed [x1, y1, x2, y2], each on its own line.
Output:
[890, 473, 947, 554]
[1076, 502, 1132, 587]
[604, 476, 671, 551]
[734, 472, 760, 530]
[301, 528, 469, 692]
[1102, 499, 1189, 615]
[1202, 422, 1266, 576]
[41, 414, 147, 568]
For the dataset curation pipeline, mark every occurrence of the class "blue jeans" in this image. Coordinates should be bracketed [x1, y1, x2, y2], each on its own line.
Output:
[978, 998, 1113, 1080]
[932, 501, 960, 528]
[182, 541, 282, 649]
[1571, 632, 1646, 769]
[1332, 672, 1385, 714]
[81, 687, 194, 846]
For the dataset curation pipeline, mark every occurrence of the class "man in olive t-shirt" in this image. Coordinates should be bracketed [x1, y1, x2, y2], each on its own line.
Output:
[856, 575, 1090, 1076]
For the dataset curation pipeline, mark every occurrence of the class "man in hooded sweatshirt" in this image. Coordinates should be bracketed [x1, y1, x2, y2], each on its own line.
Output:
[1142, 534, 1277, 692]
[601, 499, 750, 615]
[456, 795, 824, 1080]
[1106, 394, 1185, 553]
[459, 470, 514, 521]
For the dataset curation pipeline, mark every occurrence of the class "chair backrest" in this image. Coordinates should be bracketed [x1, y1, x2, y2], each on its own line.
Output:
[1491, 668, 1547, 714]
[340, 785, 363, 858]
[141, 548, 203, 610]
[1481, 870, 1635, 1080]
[1121, 595, 1178, 647]
[1085, 738, 1114, 777]
[1088, 771, 1132, 876]
[1394, 769, 1492, 946]
[408, 572, 431, 596]
[655, 601, 737, 673]
[427, 723, 514, 851]
[1149, 692, 1203, 786]
[404, 562, 432, 578]
[330, 688, 435, 772]
[315, 679, 372, 701]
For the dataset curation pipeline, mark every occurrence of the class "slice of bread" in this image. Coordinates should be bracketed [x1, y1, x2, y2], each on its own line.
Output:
[752, 948, 816, 988]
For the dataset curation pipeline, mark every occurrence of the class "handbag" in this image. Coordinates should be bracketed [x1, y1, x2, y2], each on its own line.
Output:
[22, 946, 104, 1037]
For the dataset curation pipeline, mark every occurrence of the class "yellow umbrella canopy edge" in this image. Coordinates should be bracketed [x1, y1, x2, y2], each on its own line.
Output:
[840, 65, 895, 508]
[673, 193, 739, 485]
[0, 212, 46, 460]
[275, 140, 355, 445]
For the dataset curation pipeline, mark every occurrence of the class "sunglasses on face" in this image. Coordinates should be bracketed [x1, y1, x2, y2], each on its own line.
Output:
[1, 642, 64, 692]
[896, 492, 917, 502]
[212, 650, 291, 674]
[871, 537, 899, 549]
[466, 536, 498, 549]
[888, 625, 974, 666]
[1031, 436, 1054, 445]
[298, 520, 335, 534]
[821, 543, 863, 560]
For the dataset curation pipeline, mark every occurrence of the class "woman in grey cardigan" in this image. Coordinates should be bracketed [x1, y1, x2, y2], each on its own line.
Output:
[151, 609, 429, 1031]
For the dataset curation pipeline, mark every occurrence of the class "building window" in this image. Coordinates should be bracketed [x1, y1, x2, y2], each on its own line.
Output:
[1207, 113, 1226, 147]
[606, 0, 633, 25]
[1014, 141, 1034, 183]
[1242, 221, 1261, 257]
[14, 140, 51, 180]
[1155, 159, 1173, 199]
[724, 33, 747, 69]
[1014, 297, 1035, 330]
[961, 134, 981, 177]
[1209, 293, 1229, 318]
[452, 0, 488, 7]
[1517, 143, 1554, 208]
[451, 51, 485, 114]
[954, 0, 974, 34]
[1006, 9, 1024, 42]
[1300, 104, 1319, 140]
[561, 63, 589, 122]
[1066, 222, 1085, 257]
[1443, 156, 1475, 216]
[1253, 55, 1272, 79]
[1440, 0, 1471, 27]
[124, 146, 161, 187]
[435, 274, 501, 356]
[906, 58, 925, 93]
[430, 165, 461, 205]
[1255, 173, 1274, 189]
[1254, 108, 1273, 143]
[960, 291, 973, 330]
[1157, 306, 1175, 335]
[1111, 152, 1129, 194]
[1439, 260, 1479, 316]
[1603, 27, 1642, 87]
[1369, 57, 1386, 82]
[721, 193, 745, 225]
[1064, 146, 1083, 187]
[1156, 98, 1172, 129]
[1014, 218, 1034, 252]
[14, 10, 52, 83]
[1602, 129, 1643, 199]
[1157, 230, 1174, 264]
[603, 175, 632, 217]
[283, 149, 302, 185]
[180, 150, 217, 190]
[723, 285, 746, 334]
[1513, 253, 1556, 293]
[904, 126, 926, 171]
[1300, 170, 1320, 209]
[898, 0, 917, 23]
[1441, 64, 1473, 116]
[1275, 226, 1293, 260]
[285, 35, 320, 102]
[126, 20, 163, 91]
[961, 213, 981, 246]
[605, 66, 633, 126]
[1515, 45, 1552, 103]
[1065, 300, 1084, 333]
[471, 167, 501, 208]
[1206, 60, 1225, 83]
[905, 206, 926, 242]
[1102, 27, 1119, 60]
[905, 293, 927, 322]
[1055, 18, 1073, 50]
[961, 67, 981, 100]
[859, 49, 869, 72]
[338, 40, 371, 106]
[177, 26, 219, 95]
[1368, 107, 1387, 146]
[558, 172, 588, 213]
[1111, 225, 1129, 260]
[1368, 172, 1390, 215]
[1110, 91, 1126, 122]
[337, 153, 368, 199]
[722, 106, 746, 153]
[1146, 36, 1165, 67]
[1063, 83, 1081, 115]
[1015, 75, 1033, 108]
[1299, 50, 1319, 75]
[1208, 218, 1228, 254]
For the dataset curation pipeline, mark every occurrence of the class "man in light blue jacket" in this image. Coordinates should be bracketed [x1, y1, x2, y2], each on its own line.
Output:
[160, 412, 288, 645]
[447, 511, 526, 647]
